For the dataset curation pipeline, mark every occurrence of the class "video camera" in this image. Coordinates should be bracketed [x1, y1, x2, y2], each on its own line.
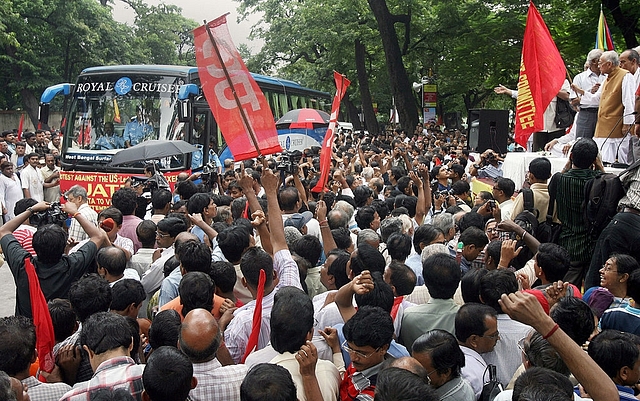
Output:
[200, 162, 218, 185]
[30, 202, 68, 227]
[276, 150, 302, 175]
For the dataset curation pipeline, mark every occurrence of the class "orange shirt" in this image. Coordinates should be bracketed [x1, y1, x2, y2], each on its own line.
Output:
[159, 294, 225, 320]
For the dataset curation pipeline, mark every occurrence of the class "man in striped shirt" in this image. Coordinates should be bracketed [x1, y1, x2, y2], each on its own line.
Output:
[223, 168, 302, 363]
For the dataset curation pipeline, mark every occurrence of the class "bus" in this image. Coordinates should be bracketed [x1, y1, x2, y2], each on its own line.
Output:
[39, 65, 331, 208]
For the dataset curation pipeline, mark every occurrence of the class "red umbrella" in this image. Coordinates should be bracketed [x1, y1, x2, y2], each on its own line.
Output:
[276, 108, 330, 129]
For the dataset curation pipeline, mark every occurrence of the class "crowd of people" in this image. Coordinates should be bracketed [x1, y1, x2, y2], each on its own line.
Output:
[0, 129, 63, 222]
[1, 47, 640, 401]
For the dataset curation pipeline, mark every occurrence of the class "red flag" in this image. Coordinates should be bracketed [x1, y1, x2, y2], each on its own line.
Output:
[241, 269, 265, 363]
[514, 1, 566, 147]
[194, 14, 281, 161]
[17, 114, 24, 142]
[311, 72, 351, 192]
[24, 257, 56, 373]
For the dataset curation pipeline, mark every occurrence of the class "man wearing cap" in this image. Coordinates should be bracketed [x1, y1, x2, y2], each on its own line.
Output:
[279, 186, 320, 241]
[284, 211, 314, 235]
[124, 107, 153, 148]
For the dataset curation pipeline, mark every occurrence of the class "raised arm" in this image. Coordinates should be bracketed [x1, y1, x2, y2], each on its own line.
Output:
[0, 201, 49, 239]
[293, 167, 308, 207]
[335, 271, 373, 323]
[499, 291, 618, 401]
[315, 200, 337, 257]
[409, 171, 425, 225]
[62, 201, 107, 248]
[262, 168, 287, 253]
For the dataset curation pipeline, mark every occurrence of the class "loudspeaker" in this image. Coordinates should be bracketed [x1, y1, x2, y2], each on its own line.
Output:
[444, 112, 461, 130]
[467, 109, 508, 154]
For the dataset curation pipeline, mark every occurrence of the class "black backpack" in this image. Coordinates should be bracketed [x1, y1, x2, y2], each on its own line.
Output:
[555, 98, 576, 129]
[513, 188, 539, 238]
[583, 172, 625, 241]
[536, 173, 563, 244]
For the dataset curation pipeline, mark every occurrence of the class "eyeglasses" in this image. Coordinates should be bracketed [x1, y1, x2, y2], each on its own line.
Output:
[481, 330, 500, 340]
[156, 232, 170, 238]
[425, 368, 439, 385]
[517, 337, 528, 355]
[601, 263, 618, 273]
[341, 340, 380, 359]
[492, 186, 502, 191]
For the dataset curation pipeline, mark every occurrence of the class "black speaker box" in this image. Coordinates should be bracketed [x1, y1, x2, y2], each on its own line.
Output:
[444, 112, 461, 130]
[467, 109, 508, 154]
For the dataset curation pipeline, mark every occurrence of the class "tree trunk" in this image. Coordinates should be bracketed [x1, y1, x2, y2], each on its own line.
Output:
[344, 98, 363, 132]
[367, 0, 418, 131]
[603, 0, 639, 48]
[355, 39, 379, 135]
[21, 89, 41, 129]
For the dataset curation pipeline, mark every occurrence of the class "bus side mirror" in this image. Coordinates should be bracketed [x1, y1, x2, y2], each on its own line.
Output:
[178, 84, 199, 123]
[178, 100, 191, 122]
[39, 103, 50, 126]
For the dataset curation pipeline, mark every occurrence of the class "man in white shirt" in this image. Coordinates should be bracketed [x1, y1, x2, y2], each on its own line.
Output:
[583, 50, 636, 163]
[570, 49, 606, 139]
[619, 49, 640, 162]
[20, 153, 43, 202]
[0, 161, 23, 220]
[268, 287, 341, 401]
[96, 246, 140, 286]
[455, 303, 500, 399]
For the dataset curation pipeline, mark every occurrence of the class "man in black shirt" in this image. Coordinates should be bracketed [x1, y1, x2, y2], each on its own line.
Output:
[0, 200, 107, 317]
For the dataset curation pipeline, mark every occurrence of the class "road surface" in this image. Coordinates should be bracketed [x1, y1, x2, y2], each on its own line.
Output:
[0, 262, 16, 317]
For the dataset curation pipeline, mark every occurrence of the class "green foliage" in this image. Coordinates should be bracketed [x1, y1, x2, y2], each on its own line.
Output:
[0, 0, 198, 119]
[236, 0, 638, 126]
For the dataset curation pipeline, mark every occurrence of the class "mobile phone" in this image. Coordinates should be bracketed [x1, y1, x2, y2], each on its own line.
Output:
[100, 218, 115, 233]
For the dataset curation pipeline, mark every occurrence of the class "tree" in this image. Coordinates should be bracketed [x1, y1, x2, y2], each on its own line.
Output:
[367, 0, 418, 131]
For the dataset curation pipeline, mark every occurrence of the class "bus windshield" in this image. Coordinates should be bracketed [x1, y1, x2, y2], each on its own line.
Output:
[63, 73, 187, 169]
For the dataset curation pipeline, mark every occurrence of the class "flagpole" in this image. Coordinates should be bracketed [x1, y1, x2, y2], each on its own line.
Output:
[203, 19, 262, 157]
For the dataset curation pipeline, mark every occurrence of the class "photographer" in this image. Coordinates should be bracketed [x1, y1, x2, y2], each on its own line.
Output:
[0, 200, 107, 317]
[469, 149, 504, 179]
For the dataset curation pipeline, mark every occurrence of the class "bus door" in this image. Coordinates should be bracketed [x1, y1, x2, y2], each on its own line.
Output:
[190, 105, 217, 170]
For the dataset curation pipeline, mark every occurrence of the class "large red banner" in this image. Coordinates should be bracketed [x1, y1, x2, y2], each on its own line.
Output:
[312, 72, 351, 192]
[194, 14, 281, 161]
[60, 171, 182, 212]
[514, 1, 566, 147]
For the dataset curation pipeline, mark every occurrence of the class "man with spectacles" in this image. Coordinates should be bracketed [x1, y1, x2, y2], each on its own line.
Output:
[565, 49, 605, 140]
[455, 303, 500, 399]
[65, 184, 98, 243]
[583, 50, 637, 164]
[339, 306, 393, 401]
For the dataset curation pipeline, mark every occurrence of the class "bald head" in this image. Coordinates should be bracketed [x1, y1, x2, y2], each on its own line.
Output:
[175, 232, 198, 245]
[179, 308, 221, 363]
[388, 356, 428, 379]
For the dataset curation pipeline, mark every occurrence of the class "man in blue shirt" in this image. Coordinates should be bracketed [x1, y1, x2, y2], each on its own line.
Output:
[124, 107, 153, 148]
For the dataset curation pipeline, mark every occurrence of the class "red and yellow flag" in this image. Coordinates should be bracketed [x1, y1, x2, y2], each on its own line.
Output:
[113, 99, 121, 123]
[595, 9, 615, 51]
[312, 71, 351, 192]
[194, 14, 281, 161]
[514, 1, 566, 147]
